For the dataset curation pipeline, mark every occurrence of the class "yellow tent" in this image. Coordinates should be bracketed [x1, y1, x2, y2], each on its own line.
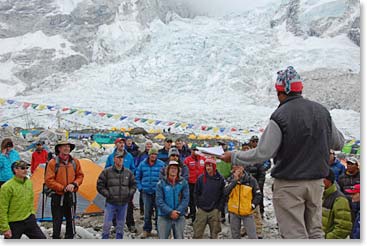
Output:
[188, 134, 196, 139]
[154, 133, 166, 140]
[91, 141, 101, 149]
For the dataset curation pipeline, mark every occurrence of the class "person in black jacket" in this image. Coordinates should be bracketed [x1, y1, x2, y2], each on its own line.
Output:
[220, 66, 345, 239]
[125, 136, 140, 160]
[193, 157, 225, 239]
[97, 151, 136, 239]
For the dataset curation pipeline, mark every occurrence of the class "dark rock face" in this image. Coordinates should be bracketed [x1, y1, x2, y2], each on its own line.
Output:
[270, 0, 360, 46]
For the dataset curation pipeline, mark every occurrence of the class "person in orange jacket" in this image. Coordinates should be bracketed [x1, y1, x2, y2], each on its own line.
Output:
[45, 140, 84, 239]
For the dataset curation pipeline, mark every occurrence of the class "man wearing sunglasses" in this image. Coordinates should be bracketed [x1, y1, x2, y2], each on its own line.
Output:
[0, 160, 46, 239]
[0, 138, 20, 187]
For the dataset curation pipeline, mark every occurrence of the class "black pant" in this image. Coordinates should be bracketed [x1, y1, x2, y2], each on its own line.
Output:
[259, 185, 264, 215]
[188, 183, 196, 220]
[8, 214, 46, 239]
[51, 193, 75, 239]
[126, 196, 135, 227]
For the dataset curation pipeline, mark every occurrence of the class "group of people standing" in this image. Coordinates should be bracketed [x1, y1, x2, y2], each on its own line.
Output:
[0, 66, 361, 240]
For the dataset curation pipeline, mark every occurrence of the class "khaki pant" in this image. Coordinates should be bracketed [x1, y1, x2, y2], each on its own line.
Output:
[273, 179, 324, 239]
[193, 208, 221, 239]
[253, 206, 263, 237]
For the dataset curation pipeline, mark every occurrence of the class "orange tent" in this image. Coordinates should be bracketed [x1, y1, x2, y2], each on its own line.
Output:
[31, 159, 105, 220]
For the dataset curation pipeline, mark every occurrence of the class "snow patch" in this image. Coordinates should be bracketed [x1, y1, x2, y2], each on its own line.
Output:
[0, 31, 79, 59]
[54, 0, 85, 15]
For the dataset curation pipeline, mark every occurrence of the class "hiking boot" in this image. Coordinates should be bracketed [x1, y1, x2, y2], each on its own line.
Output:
[141, 231, 151, 239]
[128, 226, 137, 233]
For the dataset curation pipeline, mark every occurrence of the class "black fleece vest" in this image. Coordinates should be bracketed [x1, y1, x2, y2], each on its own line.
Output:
[270, 96, 332, 180]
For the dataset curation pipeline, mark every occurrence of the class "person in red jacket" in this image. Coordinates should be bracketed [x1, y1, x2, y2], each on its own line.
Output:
[31, 141, 48, 174]
[184, 144, 206, 222]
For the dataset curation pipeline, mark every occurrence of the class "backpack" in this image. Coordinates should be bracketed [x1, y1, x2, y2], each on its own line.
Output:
[228, 183, 253, 216]
[43, 156, 77, 197]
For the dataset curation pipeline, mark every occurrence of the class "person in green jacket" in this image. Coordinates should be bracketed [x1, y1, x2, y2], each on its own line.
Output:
[322, 169, 352, 239]
[0, 160, 46, 239]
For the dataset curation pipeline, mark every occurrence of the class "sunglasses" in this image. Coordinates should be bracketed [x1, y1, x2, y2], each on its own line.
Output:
[170, 154, 179, 157]
[251, 140, 258, 142]
[16, 166, 28, 170]
[6, 143, 14, 148]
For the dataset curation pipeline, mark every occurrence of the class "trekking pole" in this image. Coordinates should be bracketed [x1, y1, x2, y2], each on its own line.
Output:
[41, 186, 45, 219]
[70, 192, 77, 238]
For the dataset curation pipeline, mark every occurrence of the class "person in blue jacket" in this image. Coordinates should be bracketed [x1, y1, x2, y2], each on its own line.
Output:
[156, 161, 189, 239]
[105, 138, 135, 173]
[135, 148, 166, 238]
[0, 138, 20, 187]
[328, 149, 346, 182]
[104, 137, 136, 232]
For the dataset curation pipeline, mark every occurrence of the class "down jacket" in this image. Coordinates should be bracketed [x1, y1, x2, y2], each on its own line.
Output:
[135, 158, 166, 194]
[97, 165, 136, 206]
[322, 183, 352, 239]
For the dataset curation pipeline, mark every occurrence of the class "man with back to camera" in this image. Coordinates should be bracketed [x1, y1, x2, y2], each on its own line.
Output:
[220, 66, 345, 239]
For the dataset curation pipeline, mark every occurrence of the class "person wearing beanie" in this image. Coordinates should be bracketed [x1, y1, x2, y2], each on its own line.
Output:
[193, 157, 225, 239]
[0, 160, 46, 239]
[224, 164, 262, 239]
[322, 169, 352, 239]
[156, 161, 189, 239]
[345, 184, 360, 239]
[0, 138, 20, 187]
[220, 66, 345, 239]
[184, 144, 206, 222]
[135, 147, 166, 238]
[159, 147, 189, 181]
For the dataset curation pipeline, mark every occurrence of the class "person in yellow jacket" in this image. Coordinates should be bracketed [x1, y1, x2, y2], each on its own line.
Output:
[224, 165, 262, 239]
[0, 160, 46, 239]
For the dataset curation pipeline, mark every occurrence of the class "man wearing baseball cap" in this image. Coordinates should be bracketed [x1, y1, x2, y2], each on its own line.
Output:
[345, 184, 360, 239]
[97, 151, 136, 239]
[104, 137, 136, 232]
[0, 160, 46, 239]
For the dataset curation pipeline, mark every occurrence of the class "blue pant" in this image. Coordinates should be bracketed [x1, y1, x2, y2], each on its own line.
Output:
[102, 202, 128, 239]
[157, 216, 185, 239]
[142, 192, 157, 232]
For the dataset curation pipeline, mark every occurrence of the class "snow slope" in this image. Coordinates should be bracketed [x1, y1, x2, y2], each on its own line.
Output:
[0, 0, 360, 140]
